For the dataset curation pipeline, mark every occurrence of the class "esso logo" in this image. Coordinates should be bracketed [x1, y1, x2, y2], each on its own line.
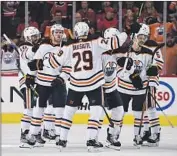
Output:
[156, 81, 175, 111]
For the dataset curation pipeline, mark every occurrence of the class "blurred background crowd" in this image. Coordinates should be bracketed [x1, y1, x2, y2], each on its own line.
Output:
[1, 1, 177, 76]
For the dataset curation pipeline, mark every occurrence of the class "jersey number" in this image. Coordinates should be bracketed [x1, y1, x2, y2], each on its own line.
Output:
[20, 45, 28, 57]
[73, 50, 93, 72]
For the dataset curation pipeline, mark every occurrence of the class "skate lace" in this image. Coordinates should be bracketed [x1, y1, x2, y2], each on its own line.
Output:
[149, 133, 158, 141]
[110, 135, 118, 143]
[48, 129, 55, 137]
[27, 135, 36, 142]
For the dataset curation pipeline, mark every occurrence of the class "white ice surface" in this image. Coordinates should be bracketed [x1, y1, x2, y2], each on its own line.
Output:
[1, 124, 177, 156]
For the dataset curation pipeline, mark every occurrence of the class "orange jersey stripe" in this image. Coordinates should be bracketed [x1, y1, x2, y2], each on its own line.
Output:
[62, 67, 72, 73]
[71, 72, 104, 86]
[119, 79, 148, 89]
[37, 73, 56, 81]
[103, 78, 116, 88]
[49, 55, 59, 69]
[60, 121, 72, 127]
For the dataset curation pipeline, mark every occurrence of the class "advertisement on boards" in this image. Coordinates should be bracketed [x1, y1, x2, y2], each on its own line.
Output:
[1, 77, 177, 115]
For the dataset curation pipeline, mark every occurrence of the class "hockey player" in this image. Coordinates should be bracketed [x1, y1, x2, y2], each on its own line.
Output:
[115, 23, 164, 147]
[26, 24, 71, 146]
[18, 26, 41, 147]
[96, 27, 125, 150]
[34, 22, 128, 151]
[142, 42, 164, 146]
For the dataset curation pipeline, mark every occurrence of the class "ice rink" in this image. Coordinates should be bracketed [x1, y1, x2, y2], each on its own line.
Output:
[2, 124, 177, 156]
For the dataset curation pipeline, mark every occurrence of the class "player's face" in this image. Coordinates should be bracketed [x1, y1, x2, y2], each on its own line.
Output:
[137, 34, 148, 46]
[31, 34, 40, 44]
[52, 29, 64, 42]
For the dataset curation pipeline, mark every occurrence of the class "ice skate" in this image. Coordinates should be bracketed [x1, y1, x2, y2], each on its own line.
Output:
[105, 128, 121, 151]
[43, 129, 56, 140]
[87, 139, 103, 152]
[133, 135, 143, 149]
[58, 139, 67, 152]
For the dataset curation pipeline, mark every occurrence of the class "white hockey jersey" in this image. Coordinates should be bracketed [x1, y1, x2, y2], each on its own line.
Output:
[34, 41, 71, 86]
[43, 33, 127, 92]
[148, 49, 164, 88]
[18, 43, 36, 89]
[102, 53, 118, 93]
[116, 45, 164, 95]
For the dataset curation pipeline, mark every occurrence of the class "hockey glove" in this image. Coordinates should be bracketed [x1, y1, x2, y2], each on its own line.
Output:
[117, 57, 133, 70]
[130, 22, 142, 34]
[146, 65, 158, 76]
[25, 74, 35, 88]
[51, 76, 65, 87]
[28, 59, 43, 71]
[129, 72, 143, 89]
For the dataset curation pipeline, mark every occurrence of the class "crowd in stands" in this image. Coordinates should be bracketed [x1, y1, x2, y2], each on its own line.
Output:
[1, 1, 177, 75]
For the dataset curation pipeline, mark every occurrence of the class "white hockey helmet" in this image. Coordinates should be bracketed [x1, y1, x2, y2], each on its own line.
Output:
[133, 23, 150, 47]
[50, 24, 64, 41]
[50, 24, 64, 34]
[104, 27, 120, 38]
[23, 26, 40, 44]
[134, 23, 150, 38]
[74, 22, 89, 39]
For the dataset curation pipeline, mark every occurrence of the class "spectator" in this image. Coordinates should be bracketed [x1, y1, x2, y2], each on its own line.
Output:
[16, 12, 39, 37]
[42, 10, 70, 37]
[122, 2, 139, 17]
[2, 1, 20, 17]
[88, 23, 100, 38]
[139, 2, 160, 24]
[50, 1, 70, 17]
[96, 2, 116, 22]
[75, 12, 82, 23]
[77, 1, 96, 25]
[161, 31, 177, 75]
[1, 2, 21, 38]
[123, 9, 135, 35]
[97, 7, 118, 32]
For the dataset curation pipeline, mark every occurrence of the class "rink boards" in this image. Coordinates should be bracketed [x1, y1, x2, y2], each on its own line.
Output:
[1, 76, 177, 126]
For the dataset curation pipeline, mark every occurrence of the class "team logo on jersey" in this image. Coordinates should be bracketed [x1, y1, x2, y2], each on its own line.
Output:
[43, 52, 51, 60]
[104, 61, 117, 76]
[133, 60, 143, 73]
[3, 53, 14, 64]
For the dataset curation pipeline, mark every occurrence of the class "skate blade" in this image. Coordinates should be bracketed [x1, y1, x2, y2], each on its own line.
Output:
[19, 143, 34, 149]
[58, 146, 65, 152]
[133, 143, 141, 149]
[43, 136, 56, 141]
[142, 142, 149, 146]
[87, 146, 103, 152]
[34, 142, 45, 148]
[105, 144, 121, 151]
[147, 142, 159, 147]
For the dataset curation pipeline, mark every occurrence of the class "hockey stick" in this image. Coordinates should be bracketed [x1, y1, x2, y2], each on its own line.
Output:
[149, 92, 174, 128]
[137, 42, 165, 145]
[100, 105, 114, 127]
[121, 2, 144, 77]
[3, 34, 39, 97]
[101, 87, 114, 127]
